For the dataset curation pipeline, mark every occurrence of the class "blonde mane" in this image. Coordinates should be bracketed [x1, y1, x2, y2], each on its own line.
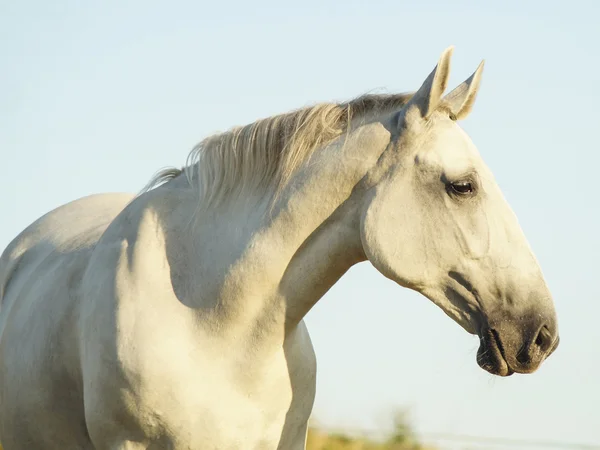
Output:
[143, 93, 413, 205]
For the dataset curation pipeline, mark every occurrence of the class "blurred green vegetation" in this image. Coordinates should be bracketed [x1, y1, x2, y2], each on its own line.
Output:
[307, 411, 437, 450]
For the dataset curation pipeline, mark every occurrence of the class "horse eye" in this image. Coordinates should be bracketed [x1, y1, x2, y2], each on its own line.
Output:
[450, 181, 474, 195]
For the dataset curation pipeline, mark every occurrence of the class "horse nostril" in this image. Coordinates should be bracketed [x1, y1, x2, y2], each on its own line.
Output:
[534, 325, 553, 352]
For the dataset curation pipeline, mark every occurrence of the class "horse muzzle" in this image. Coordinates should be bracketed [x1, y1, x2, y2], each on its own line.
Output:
[476, 314, 559, 377]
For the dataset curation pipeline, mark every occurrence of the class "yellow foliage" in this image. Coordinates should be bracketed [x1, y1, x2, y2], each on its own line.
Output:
[306, 411, 437, 450]
[306, 427, 437, 450]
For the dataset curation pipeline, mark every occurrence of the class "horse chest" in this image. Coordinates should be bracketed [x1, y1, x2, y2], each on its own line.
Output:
[93, 316, 317, 449]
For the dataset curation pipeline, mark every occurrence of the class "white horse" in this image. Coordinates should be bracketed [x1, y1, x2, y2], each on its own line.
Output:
[0, 46, 559, 449]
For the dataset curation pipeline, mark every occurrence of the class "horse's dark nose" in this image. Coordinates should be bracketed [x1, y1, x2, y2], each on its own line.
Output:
[516, 323, 559, 366]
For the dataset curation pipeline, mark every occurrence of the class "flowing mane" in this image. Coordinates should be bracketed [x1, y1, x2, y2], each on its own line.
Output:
[142, 93, 413, 204]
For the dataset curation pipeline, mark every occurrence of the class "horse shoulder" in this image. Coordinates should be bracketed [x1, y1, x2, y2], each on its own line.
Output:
[79, 190, 194, 366]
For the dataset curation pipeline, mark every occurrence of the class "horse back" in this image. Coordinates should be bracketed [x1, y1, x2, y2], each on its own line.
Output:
[0, 193, 134, 305]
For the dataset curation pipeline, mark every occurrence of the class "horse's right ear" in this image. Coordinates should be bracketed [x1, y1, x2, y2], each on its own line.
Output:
[404, 46, 454, 119]
[443, 60, 485, 121]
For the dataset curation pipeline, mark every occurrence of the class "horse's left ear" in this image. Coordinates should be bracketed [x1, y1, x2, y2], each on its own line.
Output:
[404, 46, 454, 119]
[443, 60, 485, 120]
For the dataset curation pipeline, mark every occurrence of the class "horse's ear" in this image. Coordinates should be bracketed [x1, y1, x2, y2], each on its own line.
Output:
[443, 60, 485, 120]
[406, 46, 454, 119]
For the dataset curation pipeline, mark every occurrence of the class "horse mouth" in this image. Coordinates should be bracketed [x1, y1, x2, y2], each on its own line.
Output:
[476, 328, 514, 377]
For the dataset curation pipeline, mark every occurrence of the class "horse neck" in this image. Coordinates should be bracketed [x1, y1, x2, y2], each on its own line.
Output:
[174, 121, 392, 337]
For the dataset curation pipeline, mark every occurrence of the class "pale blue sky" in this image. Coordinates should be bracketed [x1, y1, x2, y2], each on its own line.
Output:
[1, 0, 599, 448]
